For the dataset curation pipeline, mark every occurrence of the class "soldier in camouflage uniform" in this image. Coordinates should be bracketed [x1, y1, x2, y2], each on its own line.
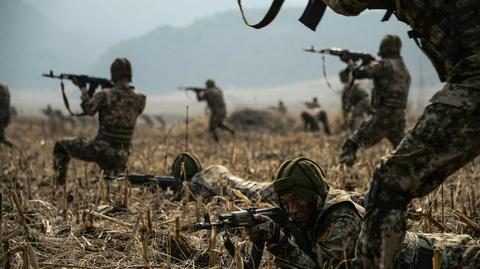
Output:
[340, 35, 411, 166]
[196, 79, 234, 142]
[0, 83, 13, 147]
[339, 68, 372, 131]
[246, 158, 480, 268]
[311, 1, 480, 268]
[301, 97, 331, 135]
[53, 58, 146, 185]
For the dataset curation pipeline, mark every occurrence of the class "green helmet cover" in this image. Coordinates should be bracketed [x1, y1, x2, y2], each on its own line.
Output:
[111, 58, 132, 83]
[171, 152, 203, 181]
[378, 35, 402, 56]
[273, 157, 330, 203]
[205, 79, 215, 88]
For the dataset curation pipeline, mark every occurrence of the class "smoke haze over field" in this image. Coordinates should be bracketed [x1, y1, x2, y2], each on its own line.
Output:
[1, 0, 442, 116]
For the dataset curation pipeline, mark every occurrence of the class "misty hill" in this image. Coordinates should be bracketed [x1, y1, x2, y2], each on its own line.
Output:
[0, 0, 102, 89]
[94, 8, 440, 92]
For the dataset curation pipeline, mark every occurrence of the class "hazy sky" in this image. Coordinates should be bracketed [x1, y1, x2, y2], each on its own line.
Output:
[26, 0, 306, 42]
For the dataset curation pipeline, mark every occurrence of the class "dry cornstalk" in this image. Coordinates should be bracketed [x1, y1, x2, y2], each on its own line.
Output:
[140, 228, 149, 266]
[27, 244, 40, 269]
[166, 231, 172, 267]
[23, 245, 29, 269]
[0, 192, 2, 242]
[147, 209, 153, 233]
[452, 209, 480, 232]
[175, 217, 180, 240]
[123, 169, 129, 207]
[231, 189, 252, 206]
[234, 244, 244, 269]
[10, 190, 29, 235]
[433, 247, 441, 269]
[208, 249, 219, 268]
[423, 213, 446, 232]
[89, 211, 133, 228]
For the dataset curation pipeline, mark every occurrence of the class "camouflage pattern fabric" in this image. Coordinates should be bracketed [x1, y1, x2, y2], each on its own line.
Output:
[0, 83, 13, 147]
[268, 189, 363, 269]
[340, 57, 410, 166]
[318, 1, 480, 268]
[396, 232, 480, 269]
[53, 83, 145, 184]
[197, 86, 234, 141]
[341, 81, 371, 130]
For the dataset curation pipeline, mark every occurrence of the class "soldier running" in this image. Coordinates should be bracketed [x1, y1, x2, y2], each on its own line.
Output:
[195, 79, 234, 142]
[340, 35, 411, 166]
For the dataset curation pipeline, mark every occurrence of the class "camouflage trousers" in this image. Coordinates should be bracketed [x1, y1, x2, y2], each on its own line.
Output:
[53, 137, 130, 184]
[346, 99, 372, 131]
[355, 103, 480, 269]
[209, 108, 234, 142]
[341, 108, 405, 166]
[396, 232, 480, 269]
[0, 114, 13, 147]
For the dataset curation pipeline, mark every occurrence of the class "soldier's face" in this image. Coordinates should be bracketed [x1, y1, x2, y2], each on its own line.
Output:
[279, 192, 309, 227]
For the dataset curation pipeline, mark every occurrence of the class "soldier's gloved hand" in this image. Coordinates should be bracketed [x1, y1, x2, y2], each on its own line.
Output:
[248, 214, 284, 247]
[71, 77, 87, 89]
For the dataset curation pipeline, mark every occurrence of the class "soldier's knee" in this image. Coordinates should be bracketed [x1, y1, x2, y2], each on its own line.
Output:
[364, 168, 412, 211]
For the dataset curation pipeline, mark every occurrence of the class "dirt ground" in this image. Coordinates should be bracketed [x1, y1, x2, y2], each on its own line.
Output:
[1, 113, 479, 268]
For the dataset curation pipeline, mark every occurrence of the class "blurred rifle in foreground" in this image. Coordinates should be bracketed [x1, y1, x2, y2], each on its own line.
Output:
[304, 46, 376, 66]
[194, 207, 289, 269]
[104, 173, 179, 190]
[42, 70, 113, 116]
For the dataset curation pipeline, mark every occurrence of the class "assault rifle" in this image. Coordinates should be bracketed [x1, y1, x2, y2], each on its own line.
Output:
[304, 46, 376, 66]
[178, 87, 205, 94]
[104, 173, 179, 190]
[194, 207, 290, 269]
[42, 70, 114, 116]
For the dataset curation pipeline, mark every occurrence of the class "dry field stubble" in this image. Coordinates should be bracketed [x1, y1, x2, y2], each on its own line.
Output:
[0, 114, 479, 268]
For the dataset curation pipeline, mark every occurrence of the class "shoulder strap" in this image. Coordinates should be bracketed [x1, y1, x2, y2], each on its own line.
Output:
[237, 0, 284, 29]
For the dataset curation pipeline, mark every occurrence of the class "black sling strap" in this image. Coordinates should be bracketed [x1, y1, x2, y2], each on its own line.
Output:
[60, 80, 86, 116]
[237, 0, 285, 29]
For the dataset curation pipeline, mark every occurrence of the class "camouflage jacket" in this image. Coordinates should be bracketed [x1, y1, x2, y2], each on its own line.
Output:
[81, 83, 146, 147]
[364, 57, 411, 109]
[188, 165, 365, 205]
[321, 0, 480, 111]
[0, 83, 10, 121]
[341, 81, 369, 112]
[268, 189, 364, 269]
[197, 86, 226, 113]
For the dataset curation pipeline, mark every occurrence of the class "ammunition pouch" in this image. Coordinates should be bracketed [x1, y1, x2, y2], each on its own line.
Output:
[372, 88, 407, 109]
[97, 124, 134, 148]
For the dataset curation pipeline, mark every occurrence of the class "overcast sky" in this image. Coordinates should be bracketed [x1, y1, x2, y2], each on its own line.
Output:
[26, 0, 307, 41]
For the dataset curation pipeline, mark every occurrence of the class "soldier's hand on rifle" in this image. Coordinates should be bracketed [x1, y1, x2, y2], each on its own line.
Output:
[71, 77, 87, 89]
[247, 214, 285, 248]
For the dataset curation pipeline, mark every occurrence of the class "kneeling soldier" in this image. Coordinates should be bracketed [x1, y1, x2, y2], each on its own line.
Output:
[53, 58, 146, 185]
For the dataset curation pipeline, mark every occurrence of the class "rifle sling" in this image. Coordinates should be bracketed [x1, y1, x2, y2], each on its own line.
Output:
[237, 0, 284, 29]
[61, 80, 86, 117]
[299, 0, 327, 31]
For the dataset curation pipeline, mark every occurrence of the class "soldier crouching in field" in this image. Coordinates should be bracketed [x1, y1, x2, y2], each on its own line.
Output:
[53, 58, 146, 185]
[196, 79, 234, 142]
[0, 83, 14, 147]
[245, 157, 479, 269]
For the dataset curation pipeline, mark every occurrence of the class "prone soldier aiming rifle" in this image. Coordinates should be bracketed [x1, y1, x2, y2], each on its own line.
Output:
[42, 70, 114, 116]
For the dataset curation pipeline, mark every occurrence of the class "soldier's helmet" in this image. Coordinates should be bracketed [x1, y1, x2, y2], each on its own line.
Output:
[171, 152, 203, 182]
[378, 35, 402, 56]
[273, 157, 330, 207]
[205, 79, 215, 88]
[111, 58, 132, 83]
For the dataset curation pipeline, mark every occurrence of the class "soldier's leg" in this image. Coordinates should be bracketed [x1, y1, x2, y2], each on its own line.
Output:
[340, 113, 384, 166]
[208, 115, 220, 142]
[354, 103, 480, 269]
[386, 116, 406, 148]
[53, 137, 97, 184]
[317, 110, 331, 135]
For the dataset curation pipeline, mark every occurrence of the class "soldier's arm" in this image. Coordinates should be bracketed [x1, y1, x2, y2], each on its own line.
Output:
[321, 0, 375, 16]
[80, 90, 107, 116]
[315, 206, 362, 265]
[196, 90, 206, 102]
[137, 93, 146, 114]
[268, 236, 318, 268]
